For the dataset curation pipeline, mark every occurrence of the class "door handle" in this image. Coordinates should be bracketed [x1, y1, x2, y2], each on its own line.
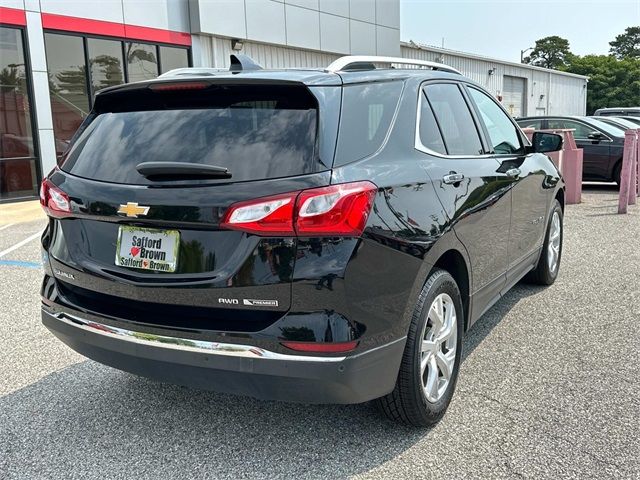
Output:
[443, 172, 465, 185]
[505, 167, 521, 178]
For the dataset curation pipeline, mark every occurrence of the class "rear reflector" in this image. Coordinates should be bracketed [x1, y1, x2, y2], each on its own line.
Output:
[40, 178, 71, 218]
[281, 340, 358, 353]
[149, 81, 209, 91]
[220, 181, 377, 237]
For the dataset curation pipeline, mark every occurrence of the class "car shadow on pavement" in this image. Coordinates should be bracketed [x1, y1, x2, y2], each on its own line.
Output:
[461, 283, 545, 363]
[1, 284, 542, 479]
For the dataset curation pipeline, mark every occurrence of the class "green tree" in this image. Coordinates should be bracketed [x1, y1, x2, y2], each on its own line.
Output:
[523, 36, 574, 69]
[609, 26, 640, 59]
[564, 55, 640, 114]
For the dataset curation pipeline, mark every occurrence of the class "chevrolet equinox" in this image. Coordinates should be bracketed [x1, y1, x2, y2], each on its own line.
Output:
[40, 55, 565, 426]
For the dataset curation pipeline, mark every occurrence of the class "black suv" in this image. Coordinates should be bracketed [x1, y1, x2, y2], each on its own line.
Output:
[40, 55, 564, 426]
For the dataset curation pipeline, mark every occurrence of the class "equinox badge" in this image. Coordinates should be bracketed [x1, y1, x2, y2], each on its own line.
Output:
[118, 202, 150, 218]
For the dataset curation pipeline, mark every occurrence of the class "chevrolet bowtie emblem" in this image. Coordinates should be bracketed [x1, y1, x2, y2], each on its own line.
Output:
[117, 202, 150, 218]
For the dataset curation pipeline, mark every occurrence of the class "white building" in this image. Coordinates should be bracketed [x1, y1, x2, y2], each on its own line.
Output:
[0, 0, 587, 202]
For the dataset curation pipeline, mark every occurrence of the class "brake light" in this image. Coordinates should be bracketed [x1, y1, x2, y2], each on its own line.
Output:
[40, 178, 71, 217]
[149, 81, 208, 91]
[296, 183, 377, 236]
[220, 181, 377, 237]
[281, 340, 358, 353]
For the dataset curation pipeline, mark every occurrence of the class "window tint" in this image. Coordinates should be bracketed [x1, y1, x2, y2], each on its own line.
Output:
[125, 42, 158, 82]
[159, 46, 189, 74]
[418, 92, 446, 155]
[546, 119, 594, 139]
[424, 83, 483, 156]
[335, 81, 403, 165]
[468, 87, 523, 155]
[62, 85, 320, 184]
[87, 38, 124, 94]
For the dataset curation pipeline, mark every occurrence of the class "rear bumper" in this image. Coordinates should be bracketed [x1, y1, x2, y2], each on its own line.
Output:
[42, 307, 405, 404]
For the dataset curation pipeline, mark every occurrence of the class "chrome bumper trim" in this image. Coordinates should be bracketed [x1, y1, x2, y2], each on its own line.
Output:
[50, 312, 346, 362]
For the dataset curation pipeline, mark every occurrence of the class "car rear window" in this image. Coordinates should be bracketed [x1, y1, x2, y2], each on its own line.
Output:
[61, 84, 320, 184]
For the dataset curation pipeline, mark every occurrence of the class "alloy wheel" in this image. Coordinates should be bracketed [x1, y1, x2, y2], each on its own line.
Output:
[547, 211, 561, 273]
[420, 293, 457, 403]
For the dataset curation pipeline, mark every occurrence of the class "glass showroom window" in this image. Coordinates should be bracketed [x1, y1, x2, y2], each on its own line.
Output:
[159, 46, 190, 74]
[45, 32, 190, 160]
[45, 33, 90, 158]
[126, 42, 159, 82]
[0, 26, 39, 201]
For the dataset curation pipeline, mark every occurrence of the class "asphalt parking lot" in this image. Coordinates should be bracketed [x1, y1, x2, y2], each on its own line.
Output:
[1, 185, 638, 480]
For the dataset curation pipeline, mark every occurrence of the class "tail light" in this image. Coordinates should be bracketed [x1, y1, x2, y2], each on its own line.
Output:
[40, 178, 71, 217]
[220, 181, 377, 237]
[281, 340, 359, 353]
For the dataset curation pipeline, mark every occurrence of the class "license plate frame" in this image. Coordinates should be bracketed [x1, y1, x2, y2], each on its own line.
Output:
[115, 225, 180, 273]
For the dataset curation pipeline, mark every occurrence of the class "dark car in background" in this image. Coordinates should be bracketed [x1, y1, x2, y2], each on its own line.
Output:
[517, 116, 625, 184]
[594, 107, 640, 117]
[40, 55, 564, 426]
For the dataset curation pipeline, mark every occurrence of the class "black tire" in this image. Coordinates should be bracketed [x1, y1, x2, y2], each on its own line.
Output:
[526, 199, 563, 285]
[375, 269, 463, 427]
[613, 161, 622, 186]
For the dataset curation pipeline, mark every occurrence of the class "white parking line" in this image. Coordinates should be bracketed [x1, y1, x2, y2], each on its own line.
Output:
[0, 230, 43, 259]
[0, 223, 16, 232]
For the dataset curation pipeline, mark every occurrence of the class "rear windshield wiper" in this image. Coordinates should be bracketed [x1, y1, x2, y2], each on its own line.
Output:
[136, 162, 232, 180]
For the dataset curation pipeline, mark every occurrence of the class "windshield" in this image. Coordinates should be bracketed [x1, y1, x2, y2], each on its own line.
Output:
[61, 85, 319, 184]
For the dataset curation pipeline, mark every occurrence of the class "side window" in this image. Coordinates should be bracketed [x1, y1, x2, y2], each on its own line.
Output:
[335, 81, 404, 166]
[418, 91, 447, 155]
[468, 87, 524, 155]
[547, 119, 592, 139]
[424, 83, 483, 156]
[517, 119, 543, 130]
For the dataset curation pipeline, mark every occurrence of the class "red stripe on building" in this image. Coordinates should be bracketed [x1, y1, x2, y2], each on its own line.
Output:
[125, 24, 191, 47]
[42, 13, 125, 37]
[41, 13, 191, 47]
[0, 7, 27, 26]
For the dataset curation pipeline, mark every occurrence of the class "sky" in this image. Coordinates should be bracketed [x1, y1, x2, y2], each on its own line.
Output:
[401, 0, 640, 62]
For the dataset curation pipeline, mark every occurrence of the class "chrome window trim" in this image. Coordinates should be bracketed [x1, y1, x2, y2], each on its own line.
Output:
[51, 312, 347, 362]
[414, 83, 495, 160]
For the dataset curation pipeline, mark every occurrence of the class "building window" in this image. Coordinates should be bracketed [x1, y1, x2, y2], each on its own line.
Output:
[125, 42, 158, 82]
[44, 32, 190, 158]
[159, 46, 190, 74]
[0, 26, 39, 201]
[45, 33, 90, 158]
[87, 38, 124, 95]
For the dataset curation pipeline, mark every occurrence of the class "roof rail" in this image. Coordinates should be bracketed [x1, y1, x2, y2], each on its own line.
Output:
[326, 55, 462, 75]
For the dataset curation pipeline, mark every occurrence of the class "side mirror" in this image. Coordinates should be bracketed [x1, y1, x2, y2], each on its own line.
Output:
[529, 132, 563, 153]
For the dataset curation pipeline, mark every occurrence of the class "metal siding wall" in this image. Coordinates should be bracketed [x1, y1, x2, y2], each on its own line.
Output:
[204, 36, 340, 69]
[400, 45, 587, 116]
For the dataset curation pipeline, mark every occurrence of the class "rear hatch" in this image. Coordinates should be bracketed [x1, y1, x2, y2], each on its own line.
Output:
[44, 79, 335, 333]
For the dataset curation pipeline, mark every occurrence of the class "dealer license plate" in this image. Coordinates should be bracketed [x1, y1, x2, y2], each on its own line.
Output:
[115, 226, 179, 272]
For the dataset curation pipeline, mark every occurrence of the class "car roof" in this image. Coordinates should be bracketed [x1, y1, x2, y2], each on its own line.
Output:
[95, 55, 467, 97]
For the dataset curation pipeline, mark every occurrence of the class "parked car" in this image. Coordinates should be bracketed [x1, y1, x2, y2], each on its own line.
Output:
[40, 55, 564, 426]
[614, 116, 640, 127]
[592, 116, 640, 131]
[594, 107, 640, 117]
[517, 116, 626, 184]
